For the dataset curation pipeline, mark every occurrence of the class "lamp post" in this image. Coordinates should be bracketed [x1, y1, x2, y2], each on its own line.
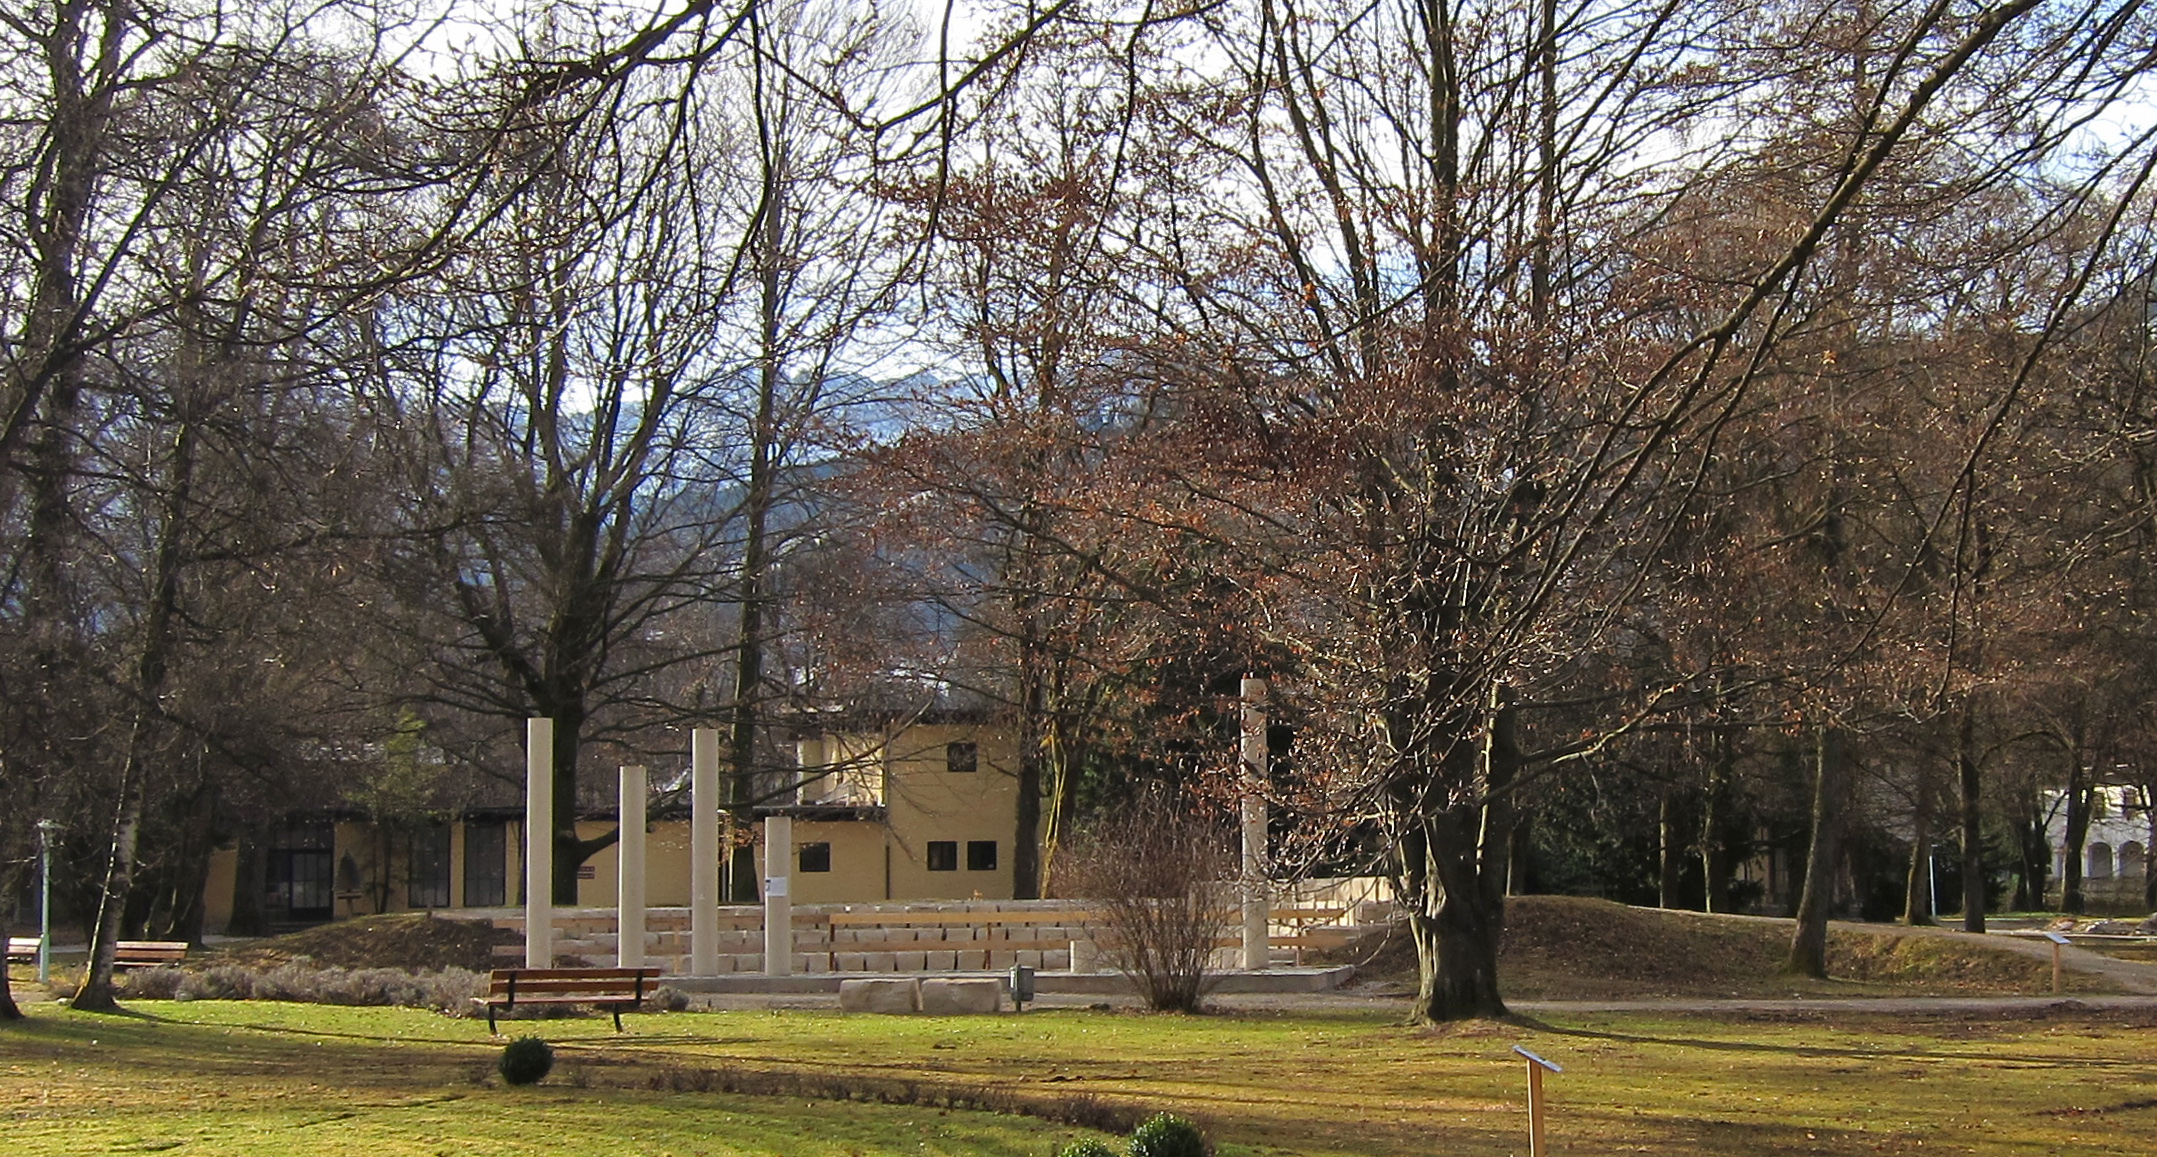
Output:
[35, 819, 58, 985]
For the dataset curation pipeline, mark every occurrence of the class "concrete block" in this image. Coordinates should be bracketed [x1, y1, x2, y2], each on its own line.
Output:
[800, 954, 828, 974]
[924, 950, 958, 971]
[1045, 949, 1071, 970]
[1015, 950, 1043, 969]
[894, 951, 928, 971]
[864, 951, 898, 971]
[836, 952, 869, 972]
[919, 978, 1003, 1014]
[839, 977, 922, 1014]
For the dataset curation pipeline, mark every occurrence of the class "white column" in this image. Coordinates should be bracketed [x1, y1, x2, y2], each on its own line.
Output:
[617, 765, 647, 970]
[764, 813, 793, 975]
[691, 728, 720, 976]
[1240, 677, 1270, 970]
[525, 718, 554, 969]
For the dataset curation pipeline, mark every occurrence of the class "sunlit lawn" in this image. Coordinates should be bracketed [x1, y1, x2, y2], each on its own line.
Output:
[3, 999, 2153, 1155]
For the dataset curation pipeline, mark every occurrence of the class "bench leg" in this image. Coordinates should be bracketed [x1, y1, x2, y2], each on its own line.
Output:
[611, 1006, 623, 1032]
[487, 1006, 498, 1034]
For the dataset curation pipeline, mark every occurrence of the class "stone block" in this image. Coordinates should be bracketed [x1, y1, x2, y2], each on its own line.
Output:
[924, 950, 958, 971]
[839, 978, 921, 1014]
[864, 951, 898, 971]
[894, 951, 928, 971]
[919, 978, 1003, 1015]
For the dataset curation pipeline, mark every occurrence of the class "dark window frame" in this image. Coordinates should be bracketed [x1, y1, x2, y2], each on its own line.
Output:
[407, 824, 452, 908]
[926, 840, 958, 871]
[966, 840, 997, 871]
[463, 821, 507, 907]
[946, 741, 977, 773]
[799, 842, 832, 873]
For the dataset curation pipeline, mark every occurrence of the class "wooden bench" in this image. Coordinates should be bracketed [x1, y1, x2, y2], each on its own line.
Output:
[115, 940, 188, 968]
[6, 938, 185, 967]
[476, 966, 663, 1033]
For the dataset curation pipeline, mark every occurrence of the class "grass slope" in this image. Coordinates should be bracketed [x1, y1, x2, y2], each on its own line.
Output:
[1336, 896, 2099, 999]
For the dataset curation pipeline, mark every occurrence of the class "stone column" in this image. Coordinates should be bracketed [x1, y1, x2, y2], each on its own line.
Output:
[618, 765, 647, 969]
[764, 812, 793, 975]
[1240, 678, 1270, 970]
[691, 727, 720, 976]
[525, 718, 553, 969]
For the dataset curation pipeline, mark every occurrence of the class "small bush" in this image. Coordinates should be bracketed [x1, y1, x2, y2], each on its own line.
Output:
[119, 966, 186, 1000]
[1059, 1139, 1119, 1157]
[1126, 1112, 1207, 1157]
[649, 984, 692, 1012]
[166, 962, 485, 1012]
[499, 1036, 554, 1085]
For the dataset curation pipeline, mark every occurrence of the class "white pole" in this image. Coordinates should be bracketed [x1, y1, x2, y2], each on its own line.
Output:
[1241, 676, 1270, 971]
[618, 765, 647, 970]
[525, 718, 554, 969]
[765, 813, 793, 975]
[691, 728, 720, 976]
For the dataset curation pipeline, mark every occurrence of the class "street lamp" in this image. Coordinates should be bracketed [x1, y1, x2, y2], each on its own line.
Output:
[35, 819, 58, 985]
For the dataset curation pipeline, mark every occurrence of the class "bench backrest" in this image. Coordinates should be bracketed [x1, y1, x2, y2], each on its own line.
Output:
[114, 940, 189, 963]
[485, 967, 662, 1000]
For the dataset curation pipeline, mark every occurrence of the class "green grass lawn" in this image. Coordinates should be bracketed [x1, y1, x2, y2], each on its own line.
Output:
[4, 1000, 2154, 1156]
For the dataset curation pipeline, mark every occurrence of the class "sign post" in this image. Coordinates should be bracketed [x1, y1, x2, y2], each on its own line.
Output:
[1512, 1045, 1562, 1157]
[2044, 931, 2070, 994]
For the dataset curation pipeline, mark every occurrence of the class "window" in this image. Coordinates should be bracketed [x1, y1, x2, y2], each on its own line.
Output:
[408, 824, 451, 908]
[799, 842, 832, 873]
[927, 840, 958, 871]
[464, 821, 506, 907]
[268, 821, 335, 922]
[966, 840, 998, 871]
[946, 741, 977, 773]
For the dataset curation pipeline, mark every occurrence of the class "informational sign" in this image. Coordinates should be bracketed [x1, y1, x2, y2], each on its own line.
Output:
[765, 875, 789, 897]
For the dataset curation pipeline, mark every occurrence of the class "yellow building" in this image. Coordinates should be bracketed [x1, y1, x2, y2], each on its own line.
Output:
[202, 716, 1021, 931]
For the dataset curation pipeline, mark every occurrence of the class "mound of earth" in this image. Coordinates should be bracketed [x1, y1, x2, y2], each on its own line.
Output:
[209, 913, 519, 972]
[1329, 895, 2078, 999]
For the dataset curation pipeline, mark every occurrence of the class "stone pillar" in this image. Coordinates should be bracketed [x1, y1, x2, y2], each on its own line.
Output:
[1241, 677, 1270, 970]
[764, 812, 793, 975]
[618, 765, 647, 969]
[525, 718, 553, 969]
[691, 727, 720, 976]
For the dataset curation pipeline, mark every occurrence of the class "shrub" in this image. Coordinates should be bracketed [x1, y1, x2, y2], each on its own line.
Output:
[1050, 791, 1234, 1013]
[499, 1036, 554, 1085]
[120, 966, 186, 1000]
[166, 962, 485, 1013]
[1126, 1112, 1207, 1157]
[1058, 1139, 1119, 1157]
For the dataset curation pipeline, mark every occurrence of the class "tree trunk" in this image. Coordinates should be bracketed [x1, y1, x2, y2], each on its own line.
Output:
[1785, 724, 1844, 978]
[2144, 787, 2156, 912]
[1958, 702, 1985, 932]
[1404, 697, 1516, 1023]
[2061, 758, 2090, 915]
[1902, 771, 1934, 926]
[1658, 790, 1683, 909]
[73, 412, 195, 1013]
[0, 863, 23, 1019]
[1701, 726, 1734, 913]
